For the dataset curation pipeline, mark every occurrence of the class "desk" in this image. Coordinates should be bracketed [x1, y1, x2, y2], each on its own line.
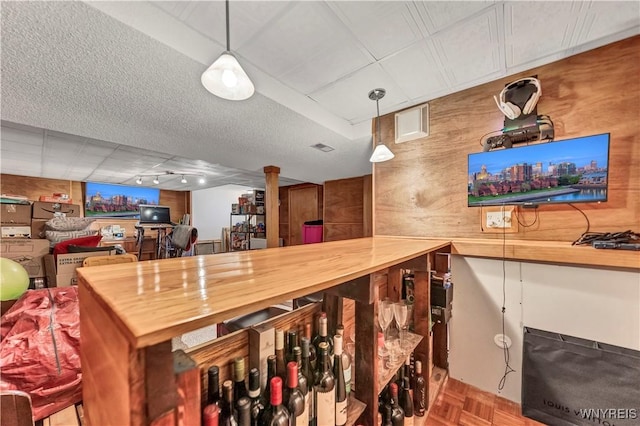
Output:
[135, 224, 174, 259]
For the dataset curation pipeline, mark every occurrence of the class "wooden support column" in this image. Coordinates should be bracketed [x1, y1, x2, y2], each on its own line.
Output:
[263, 166, 280, 248]
[354, 275, 379, 426]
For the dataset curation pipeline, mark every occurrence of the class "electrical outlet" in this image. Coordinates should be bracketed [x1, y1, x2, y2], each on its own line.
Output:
[486, 211, 512, 228]
[481, 207, 518, 233]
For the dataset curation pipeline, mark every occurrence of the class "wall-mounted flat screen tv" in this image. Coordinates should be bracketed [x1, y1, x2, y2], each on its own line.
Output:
[468, 133, 609, 207]
[85, 182, 161, 218]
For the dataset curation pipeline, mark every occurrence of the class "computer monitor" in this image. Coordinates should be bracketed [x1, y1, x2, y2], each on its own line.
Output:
[138, 205, 172, 225]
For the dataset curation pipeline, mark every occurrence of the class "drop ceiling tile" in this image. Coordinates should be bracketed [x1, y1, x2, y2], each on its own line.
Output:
[574, 1, 640, 44]
[168, 1, 291, 50]
[505, 2, 582, 68]
[1, 124, 43, 146]
[415, 1, 495, 35]
[310, 63, 410, 123]
[328, 1, 422, 60]
[1, 139, 42, 157]
[380, 40, 449, 102]
[238, 2, 371, 94]
[431, 6, 502, 86]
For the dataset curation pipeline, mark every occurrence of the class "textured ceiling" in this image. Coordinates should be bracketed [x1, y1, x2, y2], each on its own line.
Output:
[1, 1, 638, 190]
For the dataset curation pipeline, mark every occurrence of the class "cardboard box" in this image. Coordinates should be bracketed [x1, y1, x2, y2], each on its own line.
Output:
[0, 238, 49, 277]
[38, 195, 73, 203]
[32, 202, 80, 219]
[248, 323, 275, 392]
[1, 226, 32, 238]
[44, 250, 114, 287]
[0, 203, 32, 225]
[31, 219, 48, 239]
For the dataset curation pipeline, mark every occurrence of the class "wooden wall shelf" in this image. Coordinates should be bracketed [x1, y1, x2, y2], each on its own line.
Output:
[450, 238, 640, 270]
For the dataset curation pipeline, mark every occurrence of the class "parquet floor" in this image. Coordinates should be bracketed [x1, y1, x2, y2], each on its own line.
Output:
[424, 378, 546, 425]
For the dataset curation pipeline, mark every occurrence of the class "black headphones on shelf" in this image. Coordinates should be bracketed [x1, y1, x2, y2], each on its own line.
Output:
[494, 77, 542, 120]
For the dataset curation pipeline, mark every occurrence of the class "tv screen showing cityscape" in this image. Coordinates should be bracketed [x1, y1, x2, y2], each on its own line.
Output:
[468, 133, 609, 207]
[85, 182, 160, 218]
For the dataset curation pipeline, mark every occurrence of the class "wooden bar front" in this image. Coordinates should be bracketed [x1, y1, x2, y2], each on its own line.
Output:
[78, 237, 450, 425]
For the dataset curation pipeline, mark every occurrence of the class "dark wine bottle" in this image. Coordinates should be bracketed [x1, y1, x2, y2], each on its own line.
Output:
[260, 377, 290, 426]
[301, 337, 315, 426]
[237, 396, 252, 426]
[264, 355, 277, 406]
[234, 357, 249, 406]
[248, 367, 266, 426]
[314, 342, 335, 426]
[381, 404, 393, 426]
[400, 377, 414, 426]
[286, 330, 298, 365]
[221, 380, 239, 426]
[412, 361, 426, 417]
[204, 403, 220, 426]
[275, 329, 286, 380]
[389, 383, 405, 426]
[208, 365, 222, 406]
[333, 334, 348, 426]
[284, 361, 305, 426]
[293, 346, 310, 426]
[312, 314, 333, 356]
[304, 322, 317, 370]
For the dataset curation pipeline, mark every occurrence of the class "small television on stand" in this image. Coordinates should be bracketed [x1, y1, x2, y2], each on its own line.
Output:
[468, 133, 610, 207]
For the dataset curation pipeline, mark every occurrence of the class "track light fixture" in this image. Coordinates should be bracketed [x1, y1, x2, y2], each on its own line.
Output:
[181, 175, 187, 184]
[369, 88, 395, 163]
[153, 176, 160, 185]
[133, 171, 206, 186]
[136, 177, 143, 185]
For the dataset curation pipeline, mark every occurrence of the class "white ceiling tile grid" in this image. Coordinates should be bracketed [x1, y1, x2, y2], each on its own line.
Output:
[1, 1, 638, 190]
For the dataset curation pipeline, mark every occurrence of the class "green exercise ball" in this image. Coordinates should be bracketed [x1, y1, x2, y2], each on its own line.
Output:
[0, 258, 30, 301]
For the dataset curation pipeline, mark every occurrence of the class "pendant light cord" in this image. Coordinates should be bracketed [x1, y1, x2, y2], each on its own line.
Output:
[225, 0, 230, 52]
[376, 96, 381, 146]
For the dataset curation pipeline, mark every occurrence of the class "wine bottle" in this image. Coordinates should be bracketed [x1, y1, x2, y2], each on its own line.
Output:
[333, 334, 348, 426]
[381, 404, 393, 426]
[312, 313, 333, 356]
[284, 361, 305, 426]
[237, 396, 252, 426]
[286, 330, 298, 365]
[304, 322, 317, 370]
[275, 329, 286, 380]
[204, 403, 220, 426]
[301, 337, 315, 426]
[248, 367, 266, 426]
[335, 325, 352, 396]
[234, 357, 249, 405]
[221, 380, 239, 426]
[389, 383, 404, 426]
[260, 377, 290, 426]
[400, 377, 414, 426]
[412, 361, 426, 417]
[265, 355, 277, 407]
[314, 342, 335, 426]
[293, 346, 310, 426]
[208, 365, 222, 406]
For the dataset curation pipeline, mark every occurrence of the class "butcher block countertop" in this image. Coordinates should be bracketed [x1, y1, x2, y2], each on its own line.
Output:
[77, 237, 450, 349]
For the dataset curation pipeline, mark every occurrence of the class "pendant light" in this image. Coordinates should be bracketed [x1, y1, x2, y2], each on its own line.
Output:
[369, 88, 394, 163]
[201, 0, 254, 101]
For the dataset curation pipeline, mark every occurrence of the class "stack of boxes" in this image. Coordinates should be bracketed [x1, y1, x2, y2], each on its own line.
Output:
[1, 196, 110, 289]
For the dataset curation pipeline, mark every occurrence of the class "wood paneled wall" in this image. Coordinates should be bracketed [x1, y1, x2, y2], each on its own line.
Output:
[374, 36, 640, 242]
[0, 173, 191, 235]
[278, 183, 323, 246]
[324, 175, 372, 242]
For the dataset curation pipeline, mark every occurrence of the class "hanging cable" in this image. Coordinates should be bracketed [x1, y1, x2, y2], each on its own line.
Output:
[498, 213, 515, 390]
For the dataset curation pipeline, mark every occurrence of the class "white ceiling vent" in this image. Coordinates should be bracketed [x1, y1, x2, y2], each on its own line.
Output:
[311, 143, 335, 152]
[395, 104, 429, 144]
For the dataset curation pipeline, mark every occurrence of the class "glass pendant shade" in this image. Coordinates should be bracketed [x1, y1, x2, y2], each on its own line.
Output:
[369, 144, 395, 162]
[201, 52, 254, 101]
